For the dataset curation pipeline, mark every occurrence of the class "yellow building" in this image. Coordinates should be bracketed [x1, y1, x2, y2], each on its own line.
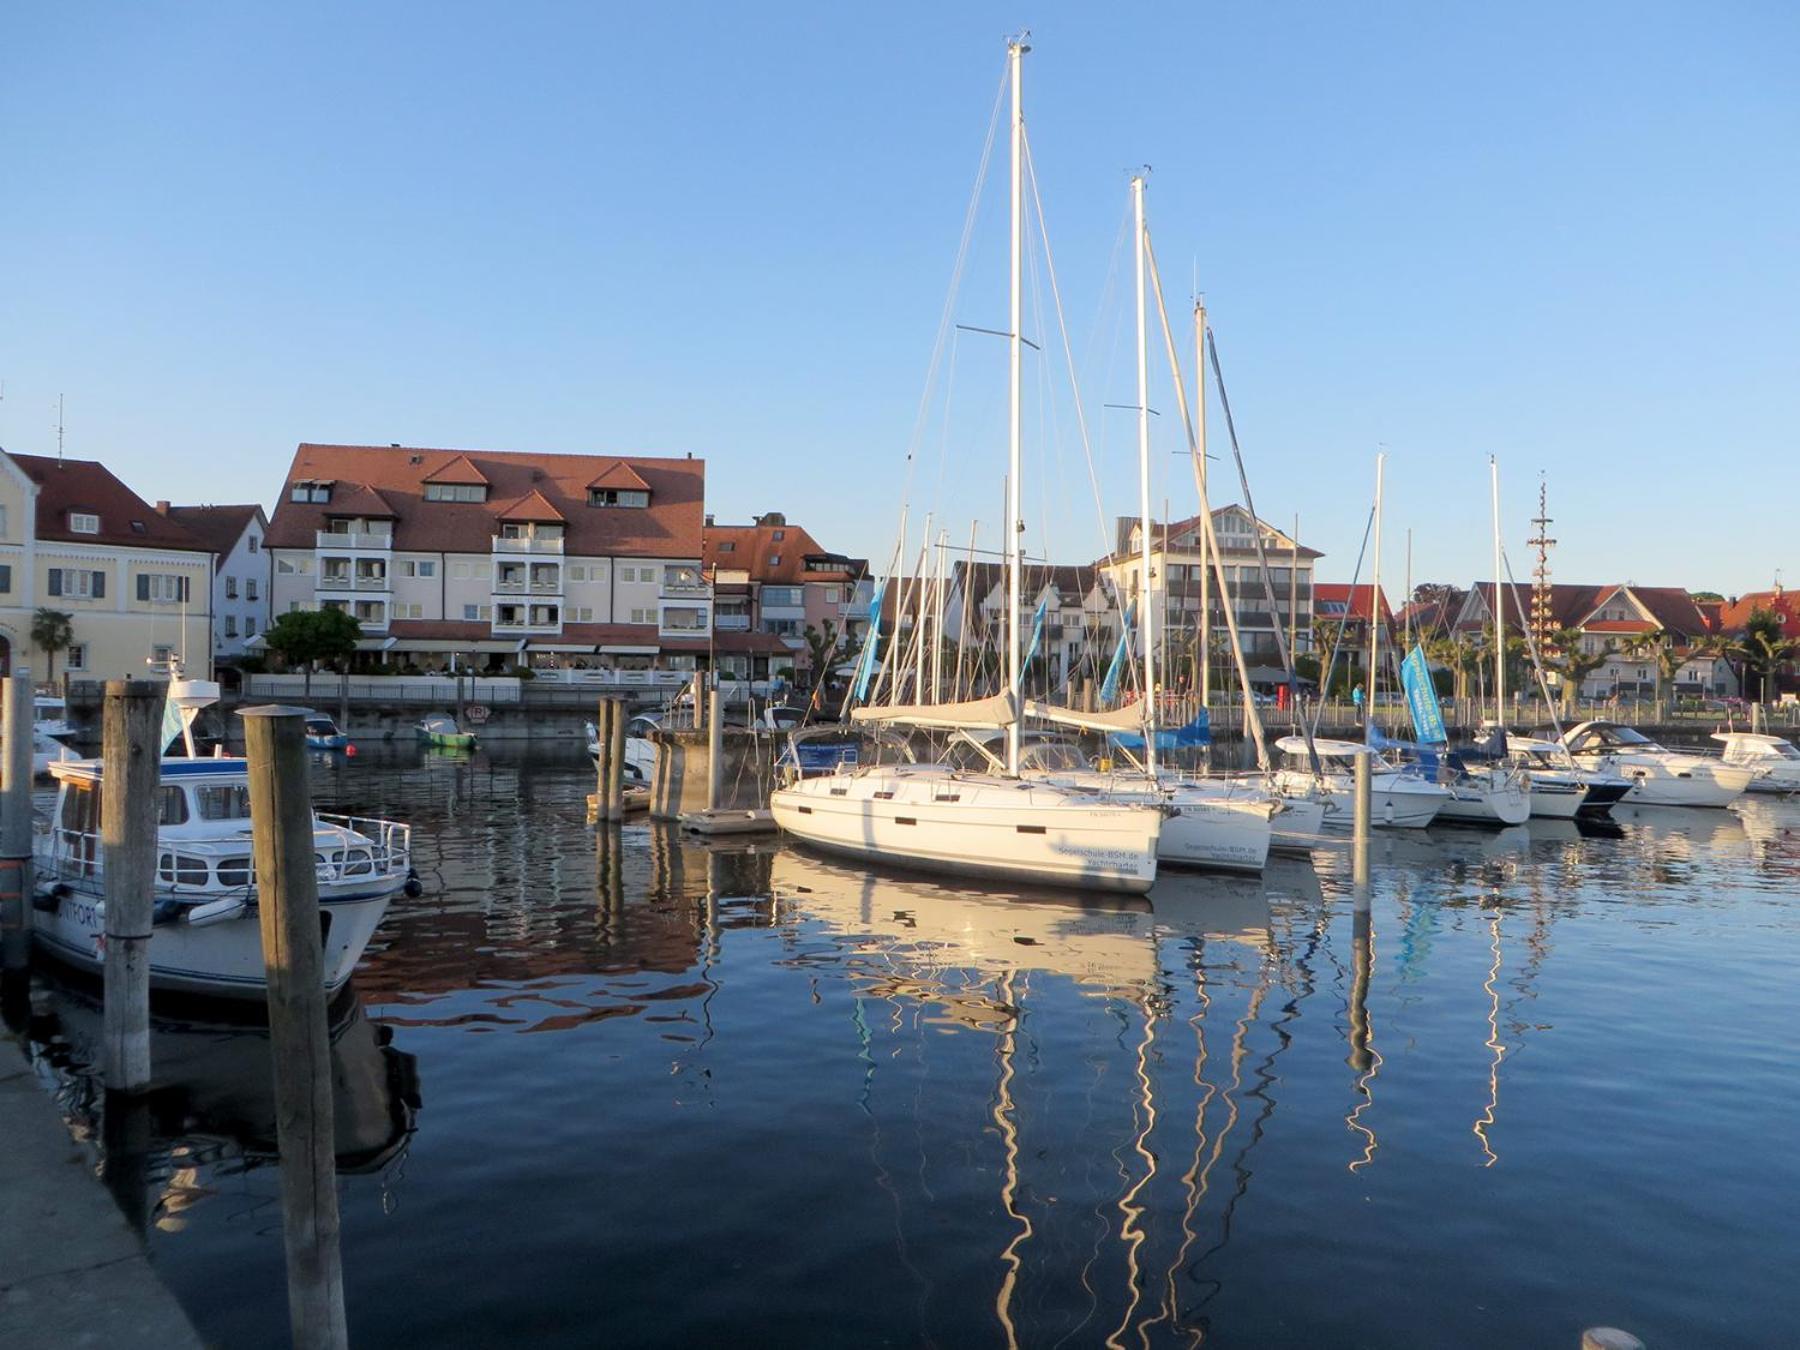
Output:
[0, 451, 213, 684]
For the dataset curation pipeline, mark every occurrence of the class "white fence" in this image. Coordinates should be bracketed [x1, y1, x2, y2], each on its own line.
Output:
[244, 674, 523, 705]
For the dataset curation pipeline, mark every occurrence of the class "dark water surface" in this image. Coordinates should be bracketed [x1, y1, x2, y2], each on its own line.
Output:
[12, 744, 1800, 1347]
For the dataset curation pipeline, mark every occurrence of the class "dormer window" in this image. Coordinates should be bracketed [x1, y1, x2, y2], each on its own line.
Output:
[69, 512, 100, 534]
[424, 483, 488, 503]
[588, 488, 649, 508]
[290, 480, 332, 504]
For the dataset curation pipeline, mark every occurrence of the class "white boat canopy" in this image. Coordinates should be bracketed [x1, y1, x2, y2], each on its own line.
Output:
[850, 692, 1017, 730]
[1022, 700, 1147, 734]
[1276, 734, 1376, 759]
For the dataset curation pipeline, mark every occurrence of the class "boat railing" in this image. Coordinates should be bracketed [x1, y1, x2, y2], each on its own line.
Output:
[38, 815, 412, 893]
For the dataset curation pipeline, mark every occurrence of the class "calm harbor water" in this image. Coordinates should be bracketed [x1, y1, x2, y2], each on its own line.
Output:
[11, 744, 1800, 1347]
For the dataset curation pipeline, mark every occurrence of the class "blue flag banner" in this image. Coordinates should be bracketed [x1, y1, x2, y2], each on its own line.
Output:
[851, 579, 887, 704]
[1400, 644, 1447, 745]
[1099, 601, 1136, 706]
[1018, 594, 1051, 689]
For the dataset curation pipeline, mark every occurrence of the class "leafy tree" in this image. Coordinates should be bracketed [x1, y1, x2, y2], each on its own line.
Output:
[802, 620, 843, 694]
[1543, 627, 1612, 714]
[30, 608, 74, 682]
[1740, 608, 1800, 705]
[1689, 590, 1724, 603]
[263, 607, 362, 696]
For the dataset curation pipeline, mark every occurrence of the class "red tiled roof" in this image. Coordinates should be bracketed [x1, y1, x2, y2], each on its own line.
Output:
[161, 504, 263, 570]
[703, 521, 866, 584]
[10, 453, 208, 551]
[1314, 583, 1394, 624]
[325, 483, 400, 518]
[493, 489, 566, 523]
[1583, 619, 1655, 634]
[587, 462, 652, 492]
[265, 444, 705, 559]
[421, 454, 489, 485]
[1460, 582, 1607, 635]
[1716, 590, 1800, 638]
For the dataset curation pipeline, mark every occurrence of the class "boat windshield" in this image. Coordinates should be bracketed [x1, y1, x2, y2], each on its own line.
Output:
[1019, 740, 1090, 773]
[305, 718, 337, 734]
[194, 784, 253, 821]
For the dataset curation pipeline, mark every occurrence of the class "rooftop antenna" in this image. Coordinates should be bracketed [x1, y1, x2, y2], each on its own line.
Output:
[56, 394, 65, 466]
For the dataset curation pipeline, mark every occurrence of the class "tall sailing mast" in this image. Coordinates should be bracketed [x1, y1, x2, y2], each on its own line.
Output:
[1133, 173, 1157, 778]
[1004, 35, 1027, 776]
[1194, 300, 1210, 709]
[1366, 453, 1386, 742]
[1490, 457, 1505, 725]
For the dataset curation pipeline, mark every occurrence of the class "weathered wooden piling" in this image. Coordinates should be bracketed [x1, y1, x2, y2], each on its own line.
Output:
[607, 697, 627, 823]
[1352, 752, 1372, 896]
[241, 705, 349, 1350]
[102, 679, 162, 1094]
[0, 668, 35, 973]
[705, 680, 723, 812]
[594, 697, 614, 824]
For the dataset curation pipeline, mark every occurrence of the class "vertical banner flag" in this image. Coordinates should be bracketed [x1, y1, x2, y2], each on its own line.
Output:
[1017, 594, 1051, 690]
[1401, 643, 1447, 745]
[851, 579, 887, 704]
[1099, 601, 1137, 706]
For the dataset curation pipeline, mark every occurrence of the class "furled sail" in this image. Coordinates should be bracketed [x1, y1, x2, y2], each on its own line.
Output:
[1021, 700, 1147, 734]
[850, 692, 1017, 730]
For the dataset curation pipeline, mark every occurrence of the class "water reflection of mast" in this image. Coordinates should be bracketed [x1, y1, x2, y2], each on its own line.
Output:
[992, 970, 1030, 1350]
[1104, 995, 1160, 1350]
[1474, 900, 1505, 1166]
[1345, 907, 1382, 1172]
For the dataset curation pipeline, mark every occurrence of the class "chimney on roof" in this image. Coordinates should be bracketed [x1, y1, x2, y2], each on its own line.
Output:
[390, 443, 400, 448]
[705, 513, 715, 527]
[154, 500, 170, 514]
[756, 511, 786, 527]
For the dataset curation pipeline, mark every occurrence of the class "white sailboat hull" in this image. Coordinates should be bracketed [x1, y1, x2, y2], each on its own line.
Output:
[1433, 775, 1531, 827]
[1269, 794, 1331, 852]
[770, 767, 1162, 894]
[1028, 771, 1273, 873]
[1524, 774, 1586, 819]
[1274, 768, 1449, 829]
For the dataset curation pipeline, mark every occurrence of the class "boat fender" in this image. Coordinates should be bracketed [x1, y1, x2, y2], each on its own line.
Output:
[185, 897, 249, 928]
[403, 869, 424, 899]
[31, 882, 69, 914]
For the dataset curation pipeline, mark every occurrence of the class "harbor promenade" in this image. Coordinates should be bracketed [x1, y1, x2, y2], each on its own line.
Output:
[0, 1023, 201, 1349]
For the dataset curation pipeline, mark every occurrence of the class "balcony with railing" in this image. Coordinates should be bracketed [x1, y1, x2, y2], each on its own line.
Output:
[315, 529, 392, 551]
[714, 613, 752, 631]
[660, 566, 709, 598]
[492, 535, 564, 555]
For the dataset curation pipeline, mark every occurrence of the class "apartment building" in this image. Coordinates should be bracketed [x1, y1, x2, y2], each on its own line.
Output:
[160, 503, 269, 662]
[702, 513, 871, 681]
[264, 444, 712, 671]
[941, 561, 1118, 690]
[1101, 504, 1320, 679]
[0, 450, 213, 681]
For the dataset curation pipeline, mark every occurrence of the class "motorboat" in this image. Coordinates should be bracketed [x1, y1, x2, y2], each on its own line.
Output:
[1710, 731, 1800, 794]
[300, 709, 350, 751]
[1562, 721, 1752, 808]
[1271, 735, 1450, 829]
[951, 729, 1274, 874]
[31, 680, 417, 999]
[416, 714, 476, 751]
[1504, 735, 1633, 818]
[585, 712, 659, 784]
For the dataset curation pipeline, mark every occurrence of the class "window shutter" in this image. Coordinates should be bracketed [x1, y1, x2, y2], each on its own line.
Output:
[137, 575, 149, 602]
[47, 569, 61, 597]
[0, 565, 10, 592]
[181, 576, 190, 602]
[92, 571, 105, 599]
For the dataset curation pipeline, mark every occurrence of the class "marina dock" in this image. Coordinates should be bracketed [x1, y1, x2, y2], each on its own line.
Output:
[0, 1024, 200, 1349]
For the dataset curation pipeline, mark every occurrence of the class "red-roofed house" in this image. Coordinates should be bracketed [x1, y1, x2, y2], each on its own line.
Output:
[158, 503, 269, 660]
[702, 512, 871, 680]
[266, 444, 709, 671]
[0, 450, 215, 681]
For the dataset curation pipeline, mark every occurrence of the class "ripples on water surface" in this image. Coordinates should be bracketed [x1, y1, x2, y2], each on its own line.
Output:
[12, 745, 1800, 1347]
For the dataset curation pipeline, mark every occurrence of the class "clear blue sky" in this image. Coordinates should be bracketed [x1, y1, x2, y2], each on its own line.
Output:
[3, 3, 1795, 596]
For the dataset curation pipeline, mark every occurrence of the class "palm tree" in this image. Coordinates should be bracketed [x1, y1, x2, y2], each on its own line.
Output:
[1740, 608, 1800, 705]
[1543, 627, 1612, 716]
[31, 608, 74, 683]
[1689, 633, 1741, 701]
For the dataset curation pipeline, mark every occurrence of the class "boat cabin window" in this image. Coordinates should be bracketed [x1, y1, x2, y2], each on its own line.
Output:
[59, 781, 99, 833]
[194, 784, 253, 821]
[159, 786, 189, 825]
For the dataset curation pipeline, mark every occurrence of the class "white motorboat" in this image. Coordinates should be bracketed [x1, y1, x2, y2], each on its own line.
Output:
[1504, 735, 1633, 818]
[584, 713, 659, 784]
[1562, 721, 1752, 808]
[1272, 736, 1450, 829]
[1710, 731, 1800, 794]
[31, 678, 416, 999]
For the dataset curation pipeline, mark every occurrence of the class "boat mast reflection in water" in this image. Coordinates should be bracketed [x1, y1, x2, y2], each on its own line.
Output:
[769, 848, 1330, 1347]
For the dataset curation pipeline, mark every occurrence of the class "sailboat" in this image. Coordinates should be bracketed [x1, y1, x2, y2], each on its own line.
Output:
[1015, 174, 1275, 875]
[769, 38, 1164, 894]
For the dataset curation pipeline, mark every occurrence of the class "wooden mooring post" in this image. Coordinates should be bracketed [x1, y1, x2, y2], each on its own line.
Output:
[102, 679, 162, 1094]
[594, 697, 614, 825]
[607, 696, 626, 823]
[241, 705, 349, 1350]
[0, 668, 35, 974]
[705, 679, 723, 812]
